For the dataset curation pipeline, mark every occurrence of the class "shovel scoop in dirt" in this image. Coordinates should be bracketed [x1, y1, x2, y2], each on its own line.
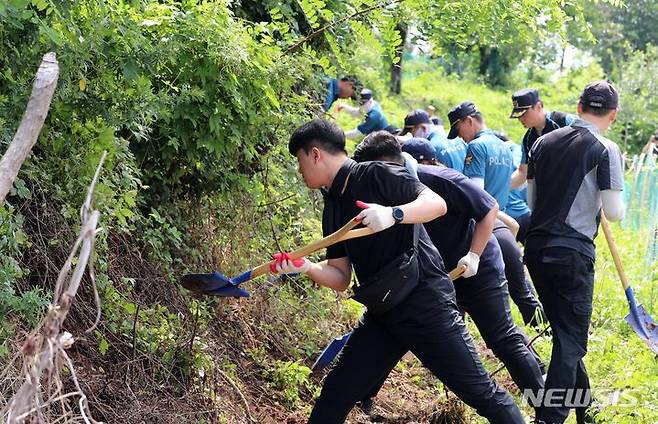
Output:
[601, 215, 658, 354]
[180, 216, 374, 297]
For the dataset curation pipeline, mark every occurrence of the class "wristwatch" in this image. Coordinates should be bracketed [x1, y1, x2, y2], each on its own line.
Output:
[392, 207, 404, 224]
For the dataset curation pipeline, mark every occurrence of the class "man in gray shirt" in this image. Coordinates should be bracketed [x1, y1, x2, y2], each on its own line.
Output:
[525, 81, 625, 424]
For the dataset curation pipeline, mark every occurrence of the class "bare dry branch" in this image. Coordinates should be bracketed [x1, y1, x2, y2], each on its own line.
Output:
[1, 152, 107, 424]
[216, 367, 255, 424]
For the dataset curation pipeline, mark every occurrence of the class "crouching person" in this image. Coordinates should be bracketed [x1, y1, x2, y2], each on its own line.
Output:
[354, 135, 544, 407]
[276, 119, 525, 424]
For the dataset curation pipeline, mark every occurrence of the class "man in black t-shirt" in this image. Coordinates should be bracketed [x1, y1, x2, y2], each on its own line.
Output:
[275, 119, 524, 424]
[509, 88, 577, 189]
[525, 82, 625, 424]
[352, 136, 544, 401]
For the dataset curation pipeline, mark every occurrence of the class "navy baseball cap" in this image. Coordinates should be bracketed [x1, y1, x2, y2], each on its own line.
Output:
[580, 81, 618, 110]
[447, 101, 479, 139]
[401, 137, 436, 161]
[359, 88, 373, 105]
[400, 109, 431, 135]
[510, 88, 540, 118]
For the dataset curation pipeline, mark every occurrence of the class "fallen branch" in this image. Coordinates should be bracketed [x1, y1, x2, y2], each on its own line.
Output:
[216, 367, 255, 424]
[0, 52, 59, 203]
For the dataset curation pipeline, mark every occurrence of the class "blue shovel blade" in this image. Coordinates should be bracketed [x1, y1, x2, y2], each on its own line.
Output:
[181, 272, 231, 292]
[625, 304, 658, 355]
[181, 270, 254, 294]
[207, 284, 251, 298]
[312, 331, 353, 371]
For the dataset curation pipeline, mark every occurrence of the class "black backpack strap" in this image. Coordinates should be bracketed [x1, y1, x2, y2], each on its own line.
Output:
[550, 111, 568, 128]
[411, 223, 420, 251]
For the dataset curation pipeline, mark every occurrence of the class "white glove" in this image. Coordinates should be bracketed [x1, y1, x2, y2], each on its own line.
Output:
[336, 103, 361, 118]
[458, 251, 480, 278]
[356, 201, 395, 232]
[270, 253, 311, 275]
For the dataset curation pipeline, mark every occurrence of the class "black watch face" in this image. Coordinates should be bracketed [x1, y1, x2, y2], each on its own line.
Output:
[393, 208, 404, 222]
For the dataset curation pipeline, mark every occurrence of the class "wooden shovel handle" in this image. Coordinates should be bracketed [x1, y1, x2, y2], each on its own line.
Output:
[600, 213, 631, 291]
[251, 216, 375, 278]
[449, 264, 468, 281]
[253, 216, 467, 283]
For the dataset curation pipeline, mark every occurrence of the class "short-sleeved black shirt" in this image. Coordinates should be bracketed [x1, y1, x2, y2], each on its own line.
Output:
[322, 159, 449, 283]
[526, 120, 624, 259]
[417, 165, 503, 277]
[520, 111, 576, 165]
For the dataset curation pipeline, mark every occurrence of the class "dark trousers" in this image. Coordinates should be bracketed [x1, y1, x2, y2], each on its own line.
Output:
[525, 247, 595, 424]
[361, 271, 545, 403]
[514, 212, 531, 244]
[308, 279, 525, 424]
[494, 225, 547, 328]
[455, 273, 544, 394]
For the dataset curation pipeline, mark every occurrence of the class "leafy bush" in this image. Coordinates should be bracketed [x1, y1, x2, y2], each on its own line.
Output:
[268, 359, 316, 408]
[1, 1, 321, 203]
[610, 45, 658, 153]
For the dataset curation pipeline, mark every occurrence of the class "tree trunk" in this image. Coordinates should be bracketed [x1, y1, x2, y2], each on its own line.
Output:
[390, 24, 407, 94]
[478, 46, 491, 77]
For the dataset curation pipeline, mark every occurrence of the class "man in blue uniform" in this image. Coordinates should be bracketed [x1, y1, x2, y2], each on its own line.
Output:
[275, 119, 525, 423]
[526, 82, 625, 424]
[449, 102, 513, 208]
[495, 131, 532, 243]
[352, 135, 544, 402]
[448, 101, 546, 328]
[323, 76, 361, 112]
[336, 89, 389, 139]
[509, 88, 577, 189]
[401, 109, 467, 172]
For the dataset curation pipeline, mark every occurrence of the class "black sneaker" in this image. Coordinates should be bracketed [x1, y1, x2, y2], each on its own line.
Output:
[357, 397, 375, 415]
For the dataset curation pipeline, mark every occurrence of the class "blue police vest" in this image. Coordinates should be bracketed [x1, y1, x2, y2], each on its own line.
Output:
[463, 129, 514, 210]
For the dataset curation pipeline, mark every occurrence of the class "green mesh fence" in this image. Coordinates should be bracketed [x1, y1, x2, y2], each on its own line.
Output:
[624, 153, 658, 268]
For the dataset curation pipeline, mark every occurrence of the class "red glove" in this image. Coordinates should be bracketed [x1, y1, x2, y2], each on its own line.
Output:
[270, 252, 311, 274]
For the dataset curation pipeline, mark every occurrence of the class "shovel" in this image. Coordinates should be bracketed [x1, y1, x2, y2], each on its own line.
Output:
[600, 214, 658, 354]
[180, 216, 374, 297]
[312, 264, 469, 371]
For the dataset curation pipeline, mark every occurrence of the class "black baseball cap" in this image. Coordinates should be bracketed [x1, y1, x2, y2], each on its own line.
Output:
[401, 137, 436, 161]
[400, 109, 431, 135]
[447, 101, 479, 139]
[510, 88, 540, 118]
[358, 88, 372, 105]
[580, 81, 618, 110]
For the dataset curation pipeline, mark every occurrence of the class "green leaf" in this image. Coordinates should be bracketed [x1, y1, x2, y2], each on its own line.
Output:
[99, 337, 109, 356]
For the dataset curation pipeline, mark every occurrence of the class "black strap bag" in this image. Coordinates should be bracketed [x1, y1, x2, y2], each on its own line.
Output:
[350, 224, 420, 315]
